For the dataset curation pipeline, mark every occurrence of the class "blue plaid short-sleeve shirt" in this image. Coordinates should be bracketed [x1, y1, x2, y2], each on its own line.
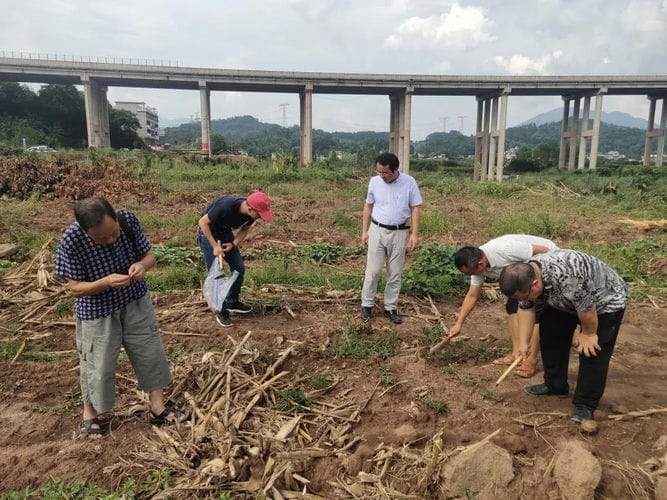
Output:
[55, 210, 151, 320]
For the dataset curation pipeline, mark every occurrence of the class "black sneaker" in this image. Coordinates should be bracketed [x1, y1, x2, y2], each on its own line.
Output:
[524, 383, 568, 398]
[361, 306, 373, 322]
[227, 301, 252, 314]
[571, 405, 594, 423]
[216, 310, 233, 327]
[384, 309, 403, 324]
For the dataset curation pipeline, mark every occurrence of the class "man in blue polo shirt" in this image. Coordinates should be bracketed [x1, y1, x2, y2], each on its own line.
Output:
[360, 152, 422, 324]
[55, 197, 184, 439]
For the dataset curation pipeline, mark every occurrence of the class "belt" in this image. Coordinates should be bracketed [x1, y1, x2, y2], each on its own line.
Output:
[371, 218, 410, 231]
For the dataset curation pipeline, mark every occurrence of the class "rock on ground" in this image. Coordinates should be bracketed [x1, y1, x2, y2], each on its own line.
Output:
[553, 440, 602, 500]
[439, 441, 514, 498]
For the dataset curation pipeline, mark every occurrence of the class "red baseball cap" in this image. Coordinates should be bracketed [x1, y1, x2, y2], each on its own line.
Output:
[246, 191, 273, 221]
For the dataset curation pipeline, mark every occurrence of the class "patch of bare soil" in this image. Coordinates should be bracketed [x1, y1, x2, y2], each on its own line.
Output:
[1, 290, 665, 498]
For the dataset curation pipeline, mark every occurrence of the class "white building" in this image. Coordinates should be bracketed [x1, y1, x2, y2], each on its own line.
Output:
[114, 101, 159, 143]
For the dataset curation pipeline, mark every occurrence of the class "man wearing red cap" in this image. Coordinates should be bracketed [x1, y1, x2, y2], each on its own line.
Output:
[198, 191, 273, 327]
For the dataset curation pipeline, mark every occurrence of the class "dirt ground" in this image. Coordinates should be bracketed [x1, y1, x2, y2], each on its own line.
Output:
[1, 194, 666, 498]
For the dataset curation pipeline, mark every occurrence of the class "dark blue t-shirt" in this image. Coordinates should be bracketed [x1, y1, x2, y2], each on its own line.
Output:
[203, 196, 254, 242]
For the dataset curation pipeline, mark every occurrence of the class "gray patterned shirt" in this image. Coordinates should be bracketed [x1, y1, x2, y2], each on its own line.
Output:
[519, 249, 628, 315]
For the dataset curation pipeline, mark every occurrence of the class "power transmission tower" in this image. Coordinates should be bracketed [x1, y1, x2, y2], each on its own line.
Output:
[440, 116, 449, 132]
[190, 112, 199, 122]
[279, 103, 289, 127]
[458, 115, 466, 134]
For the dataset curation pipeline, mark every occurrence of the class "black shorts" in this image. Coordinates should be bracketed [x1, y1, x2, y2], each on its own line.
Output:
[506, 297, 543, 323]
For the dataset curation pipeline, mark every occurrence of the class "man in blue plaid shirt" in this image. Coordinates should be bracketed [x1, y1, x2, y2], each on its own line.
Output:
[56, 197, 185, 438]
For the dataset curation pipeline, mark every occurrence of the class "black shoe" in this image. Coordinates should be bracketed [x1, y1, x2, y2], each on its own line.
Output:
[384, 309, 402, 324]
[361, 306, 373, 322]
[216, 310, 233, 327]
[571, 405, 594, 423]
[227, 301, 252, 314]
[524, 383, 568, 398]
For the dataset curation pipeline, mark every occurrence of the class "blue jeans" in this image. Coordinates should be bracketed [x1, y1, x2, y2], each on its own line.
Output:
[198, 230, 245, 309]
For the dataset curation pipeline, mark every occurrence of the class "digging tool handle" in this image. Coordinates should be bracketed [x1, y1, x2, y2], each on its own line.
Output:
[429, 335, 452, 355]
[217, 240, 224, 269]
[495, 355, 523, 386]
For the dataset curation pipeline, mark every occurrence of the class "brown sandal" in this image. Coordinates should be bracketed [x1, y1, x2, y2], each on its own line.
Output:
[515, 360, 537, 378]
[493, 354, 517, 365]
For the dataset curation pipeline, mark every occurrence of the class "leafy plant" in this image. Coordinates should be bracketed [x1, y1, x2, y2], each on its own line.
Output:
[426, 399, 450, 415]
[402, 244, 467, 298]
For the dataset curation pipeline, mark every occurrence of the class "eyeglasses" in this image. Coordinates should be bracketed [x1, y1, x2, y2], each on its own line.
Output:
[376, 170, 393, 177]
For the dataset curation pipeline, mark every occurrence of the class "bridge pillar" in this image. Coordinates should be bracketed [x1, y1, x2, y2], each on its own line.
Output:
[644, 95, 666, 167]
[474, 91, 508, 181]
[558, 92, 604, 171]
[576, 91, 605, 170]
[82, 77, 110, 148]
[299, 82, 313, 166]
[558, 96, 581, 170]
[199, 81, 211, 157]
[388, 88, 412, 173]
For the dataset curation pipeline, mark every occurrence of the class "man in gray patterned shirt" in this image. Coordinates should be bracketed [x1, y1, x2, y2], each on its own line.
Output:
[499, 250, 628, 423]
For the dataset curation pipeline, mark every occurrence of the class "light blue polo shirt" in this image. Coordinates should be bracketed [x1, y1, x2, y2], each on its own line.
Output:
[366, 172, 422, 226]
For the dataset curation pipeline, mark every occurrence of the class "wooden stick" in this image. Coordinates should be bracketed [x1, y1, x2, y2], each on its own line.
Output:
[428, 335, 452, 355]
[10, 340, 27, 365]
[495, 355, 523, 386]
[608, 407, 667, 421]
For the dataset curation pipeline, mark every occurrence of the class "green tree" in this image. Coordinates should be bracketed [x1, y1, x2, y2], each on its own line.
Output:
[210, 134, 228, 154]
[37, 84, 87, 147]
[109, 108, 143, 149]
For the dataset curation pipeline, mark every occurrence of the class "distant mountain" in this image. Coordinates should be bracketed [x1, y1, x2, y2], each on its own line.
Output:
[163, 115, 388, 156]
[159, 117, 191, 128]
[520, 108, 648, 129]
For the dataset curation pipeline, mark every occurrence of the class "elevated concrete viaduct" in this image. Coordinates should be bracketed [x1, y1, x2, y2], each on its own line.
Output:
[1, 56, 666, 176]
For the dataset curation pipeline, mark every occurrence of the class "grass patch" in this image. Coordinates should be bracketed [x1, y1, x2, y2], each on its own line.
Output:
[431, 339, 510, 365]
[274, 388, 315, 413]
[26, 390, 82, 416]
[426, 399, 451, 415]
[325, 323, 397, 359]
[304, 371, 336, 391]
[146, 265, 202, 292]
[402, 244, 467, 298]
[380, 364, 397, 385]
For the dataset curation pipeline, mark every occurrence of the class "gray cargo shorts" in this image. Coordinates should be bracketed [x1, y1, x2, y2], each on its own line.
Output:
[75, 293, 172, 413]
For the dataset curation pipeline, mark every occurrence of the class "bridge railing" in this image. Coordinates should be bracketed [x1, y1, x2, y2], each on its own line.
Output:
[0, 50, 179, 67]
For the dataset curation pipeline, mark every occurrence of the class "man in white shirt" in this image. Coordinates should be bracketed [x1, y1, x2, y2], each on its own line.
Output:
[360, 153, 422, 324]
[446, 234, 559, 377]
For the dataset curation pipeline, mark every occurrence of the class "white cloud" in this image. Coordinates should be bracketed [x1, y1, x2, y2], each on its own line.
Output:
[492, 51, 563, 75]
[621, 0, 667, 32]
[384, 3, 495, 50]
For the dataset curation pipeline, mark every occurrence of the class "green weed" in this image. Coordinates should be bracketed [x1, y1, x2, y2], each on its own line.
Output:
[305, 371, 336, 391]
[325, 323, 397, 359]
[146, 265, 202, 292]
[380, 364, 397, 385]
[402, 244, 467, 298]
[426, 399, 450, 415]
[274, 388, 315, 413]
[431, 340, 510, 365]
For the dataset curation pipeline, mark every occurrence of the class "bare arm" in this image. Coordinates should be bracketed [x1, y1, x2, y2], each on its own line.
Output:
[408, 205, 421, 252]
[573, 306, 601, 357]
[516, 306, 537, 359]
[361, 203, 373, 246]
[198, 213, 224, 256]
[531, 244, 551, 255]
[448, 283, 483, 337]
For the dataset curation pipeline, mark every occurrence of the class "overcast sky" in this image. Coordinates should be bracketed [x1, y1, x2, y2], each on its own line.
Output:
[2, 0, 667, 138]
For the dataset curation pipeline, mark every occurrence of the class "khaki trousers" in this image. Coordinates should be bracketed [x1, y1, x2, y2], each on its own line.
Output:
[361, 223, 408, 310]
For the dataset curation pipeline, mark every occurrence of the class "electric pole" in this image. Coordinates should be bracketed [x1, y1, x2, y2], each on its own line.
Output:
[458, 115, 466, 134]
[279, 103, 289, 127]
[440, 116, 449, 132]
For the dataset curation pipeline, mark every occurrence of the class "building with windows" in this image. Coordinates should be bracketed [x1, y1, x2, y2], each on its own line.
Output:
[114, 101, 159, 143]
